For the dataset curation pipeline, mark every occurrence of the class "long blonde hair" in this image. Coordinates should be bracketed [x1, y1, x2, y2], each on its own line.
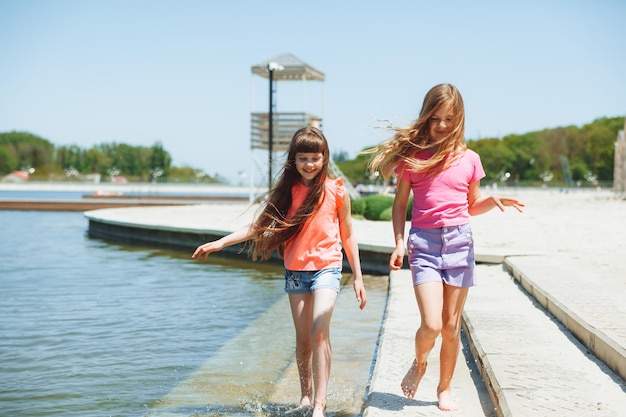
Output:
[367, 83, 466, 180]
[248, 126, 332, 261]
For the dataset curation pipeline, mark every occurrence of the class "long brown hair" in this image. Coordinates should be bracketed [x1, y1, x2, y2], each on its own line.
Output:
[367, 83, 466, 180]
[249, 126, 332, 261]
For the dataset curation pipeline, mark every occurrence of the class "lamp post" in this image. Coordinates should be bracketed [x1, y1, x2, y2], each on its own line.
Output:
[267, 62, 283, 190]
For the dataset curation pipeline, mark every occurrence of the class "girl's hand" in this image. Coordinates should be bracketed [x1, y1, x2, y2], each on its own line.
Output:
[389, 247, 404, 271]
[353, 280, 367, 310]
[494, 196, 525, 213]
[192, 241, 223, 261]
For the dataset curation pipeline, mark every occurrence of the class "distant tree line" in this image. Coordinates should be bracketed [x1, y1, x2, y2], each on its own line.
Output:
[2, 115, 623, 187]
[336, 116, 624, 188]
[0, 131, 221, 183]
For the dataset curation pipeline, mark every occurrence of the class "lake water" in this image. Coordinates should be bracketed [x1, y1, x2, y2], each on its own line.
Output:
[0, 191, 388, 417]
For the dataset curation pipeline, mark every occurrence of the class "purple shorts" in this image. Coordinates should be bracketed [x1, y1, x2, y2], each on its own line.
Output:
[407, 224, 477, 288]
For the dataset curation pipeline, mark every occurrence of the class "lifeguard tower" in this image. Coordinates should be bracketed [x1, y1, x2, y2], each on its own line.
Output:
[250, 53, 325, 194]
[249, 53, 359, 200]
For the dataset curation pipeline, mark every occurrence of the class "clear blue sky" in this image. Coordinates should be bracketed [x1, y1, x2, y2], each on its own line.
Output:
[1, 0, 624, 184]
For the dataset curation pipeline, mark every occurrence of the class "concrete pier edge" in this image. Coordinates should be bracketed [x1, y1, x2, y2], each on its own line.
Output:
[504, 256, 626, 382]
[461, 313, 512, 417]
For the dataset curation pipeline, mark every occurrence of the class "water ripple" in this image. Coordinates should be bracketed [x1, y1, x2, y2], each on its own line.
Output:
[0, 211, 285, 417]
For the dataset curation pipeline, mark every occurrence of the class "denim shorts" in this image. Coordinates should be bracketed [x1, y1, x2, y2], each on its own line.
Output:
[284, 268, 342, 294]
[407, 224, 477, 288]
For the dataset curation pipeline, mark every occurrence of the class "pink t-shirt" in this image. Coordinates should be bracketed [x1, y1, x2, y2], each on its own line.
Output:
[400, 149, 485, 229]
[283, 177, 345, 271]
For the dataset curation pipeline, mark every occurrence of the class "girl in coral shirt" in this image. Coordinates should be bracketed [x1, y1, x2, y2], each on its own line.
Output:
[193, 126, 367, 417]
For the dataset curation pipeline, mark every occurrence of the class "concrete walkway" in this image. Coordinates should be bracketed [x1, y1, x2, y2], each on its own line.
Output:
[84, 188, 626, 417]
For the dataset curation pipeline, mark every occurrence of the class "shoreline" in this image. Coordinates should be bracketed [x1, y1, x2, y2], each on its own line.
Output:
[0, 181, 259, 195]
[0, 180, 620, 196]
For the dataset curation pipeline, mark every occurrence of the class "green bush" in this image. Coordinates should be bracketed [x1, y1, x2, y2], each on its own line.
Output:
[351, 197, 366, 217]
[351, 193, 414, 221]
[361, 194, 395, 220]
[379, 206, 393, 221]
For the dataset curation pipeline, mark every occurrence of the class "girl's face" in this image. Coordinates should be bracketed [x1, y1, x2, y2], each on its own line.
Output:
[295, 152, 324, 186]
[429, 102, 454, 142]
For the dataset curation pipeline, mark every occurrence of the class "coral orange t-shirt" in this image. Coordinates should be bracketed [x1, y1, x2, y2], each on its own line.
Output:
[283, 177, 345, 271]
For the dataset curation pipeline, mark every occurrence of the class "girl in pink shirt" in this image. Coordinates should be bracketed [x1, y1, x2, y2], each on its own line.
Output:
[193, 127, 367, 417]
[367, 84, 523, 411]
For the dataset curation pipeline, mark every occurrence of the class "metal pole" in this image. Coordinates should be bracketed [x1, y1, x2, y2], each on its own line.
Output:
[268, 66, 273, 190]
[266, 62, 283, 191]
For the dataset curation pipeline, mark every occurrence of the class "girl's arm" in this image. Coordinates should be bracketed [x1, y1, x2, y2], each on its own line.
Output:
[390, 177, 411, 271]
[467, 181, 525, 215]
[338, 191, 367, 310]
[192, 224, 254, 261]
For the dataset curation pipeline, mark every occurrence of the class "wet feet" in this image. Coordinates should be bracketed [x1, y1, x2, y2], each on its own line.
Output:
[286, 405, 312, 416]
[286, 397, 312, 416]
[437, 388, 459, 411]
[400, 359, 427, 399]
[311, 404, 326, 417]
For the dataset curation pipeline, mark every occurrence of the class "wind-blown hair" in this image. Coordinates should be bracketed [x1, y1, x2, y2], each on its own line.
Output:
[367, 83, 466, 180]
[249, 126, 332, 261]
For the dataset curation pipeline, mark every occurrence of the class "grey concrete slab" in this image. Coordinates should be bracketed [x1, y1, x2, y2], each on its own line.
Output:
[505, 255, 626, 382]
[465, 264, 626, 417]
[363, 270, 496, 417]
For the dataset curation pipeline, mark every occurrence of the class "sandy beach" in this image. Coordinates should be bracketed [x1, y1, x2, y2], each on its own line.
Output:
[468, 187, 626, 282]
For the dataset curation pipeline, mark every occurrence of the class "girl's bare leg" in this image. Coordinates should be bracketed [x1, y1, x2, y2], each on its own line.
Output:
[401, 281, 444, 399]
[288, 293, 313, 411]
[437, 284, 469, 411]
[310, 288, 338, 417]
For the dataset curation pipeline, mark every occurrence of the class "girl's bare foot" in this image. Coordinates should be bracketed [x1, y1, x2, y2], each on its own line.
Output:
[312, 403, 326, 417]
[286, 396, 312, 415]
[437, 388, 459, 411]
[400, 359, 427, 399]
[299, 396, 312, 408]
